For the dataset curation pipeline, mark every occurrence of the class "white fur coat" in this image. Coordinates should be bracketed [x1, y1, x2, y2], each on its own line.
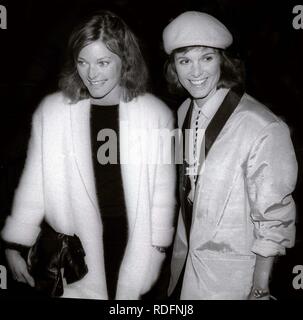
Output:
[2, 92, 176, 299]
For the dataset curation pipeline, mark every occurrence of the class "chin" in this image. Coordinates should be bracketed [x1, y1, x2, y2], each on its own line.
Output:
[191, 88, 215, 100]
[88, 91, 107, 99]
[191, 92, 208, 100]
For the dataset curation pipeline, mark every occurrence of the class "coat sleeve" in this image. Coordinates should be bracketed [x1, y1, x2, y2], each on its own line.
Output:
[1, 107, 45, 246]
[150, 113, 177, 248]
[246, 121, 298, 257]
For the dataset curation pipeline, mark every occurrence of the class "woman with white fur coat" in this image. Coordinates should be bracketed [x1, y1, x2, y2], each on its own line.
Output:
[1, 11, 176, 300]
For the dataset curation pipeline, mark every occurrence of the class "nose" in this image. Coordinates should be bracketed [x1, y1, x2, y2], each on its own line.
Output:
[87, 65, 99, 80]
[191, 61, 203, 78]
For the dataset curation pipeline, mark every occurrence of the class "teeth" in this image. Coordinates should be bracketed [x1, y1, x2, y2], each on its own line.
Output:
[190, 79, 206, 86]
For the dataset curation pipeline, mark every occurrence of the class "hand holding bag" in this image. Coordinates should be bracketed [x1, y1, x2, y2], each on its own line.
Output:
[27, 222, 88, 297]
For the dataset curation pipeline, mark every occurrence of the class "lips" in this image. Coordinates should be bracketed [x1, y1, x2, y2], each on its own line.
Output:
[189, 78, 207, 86]
[88, 80, 107, 86]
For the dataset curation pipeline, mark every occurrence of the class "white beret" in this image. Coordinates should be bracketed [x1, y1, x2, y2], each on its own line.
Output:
[163, 11, 233, 54]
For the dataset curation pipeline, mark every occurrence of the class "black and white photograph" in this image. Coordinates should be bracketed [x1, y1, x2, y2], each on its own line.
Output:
[0, 0, 302, 313]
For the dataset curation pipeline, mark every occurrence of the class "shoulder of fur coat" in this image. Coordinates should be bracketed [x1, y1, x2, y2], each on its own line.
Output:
[35, 91, 174, 126]
[34, 91, 75, 116]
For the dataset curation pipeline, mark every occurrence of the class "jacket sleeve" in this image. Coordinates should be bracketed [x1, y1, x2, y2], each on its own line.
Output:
[1, 107, 45, 246]
[151, 114, 177, 248]
[246, 121, 298, 257]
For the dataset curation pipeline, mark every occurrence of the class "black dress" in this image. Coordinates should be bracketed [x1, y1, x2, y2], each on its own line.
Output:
[90, 104, 128, 300]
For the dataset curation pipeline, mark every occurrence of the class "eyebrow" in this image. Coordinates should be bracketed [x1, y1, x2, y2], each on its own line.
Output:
[77, 56, 112, 61]
[175, 56, 188, 59]
[97, 57, 112, 61]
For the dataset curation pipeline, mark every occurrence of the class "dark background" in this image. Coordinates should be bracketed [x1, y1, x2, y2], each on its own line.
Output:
[0, 0, 302, 300]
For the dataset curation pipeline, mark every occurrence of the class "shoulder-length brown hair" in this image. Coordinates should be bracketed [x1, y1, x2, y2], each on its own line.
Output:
[164, 46, 245, 96]
[59, 11, 148, 103]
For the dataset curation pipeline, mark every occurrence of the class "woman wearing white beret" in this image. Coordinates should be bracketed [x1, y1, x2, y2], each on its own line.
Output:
[163, 11, 298, 300]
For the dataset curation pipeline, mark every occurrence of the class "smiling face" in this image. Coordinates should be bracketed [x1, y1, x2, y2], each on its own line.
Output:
[174, 46, 221, 107]
[76, 40, 122, 105]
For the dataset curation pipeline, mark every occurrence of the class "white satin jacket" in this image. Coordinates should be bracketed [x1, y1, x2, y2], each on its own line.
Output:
[169, 89, 297, 299]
